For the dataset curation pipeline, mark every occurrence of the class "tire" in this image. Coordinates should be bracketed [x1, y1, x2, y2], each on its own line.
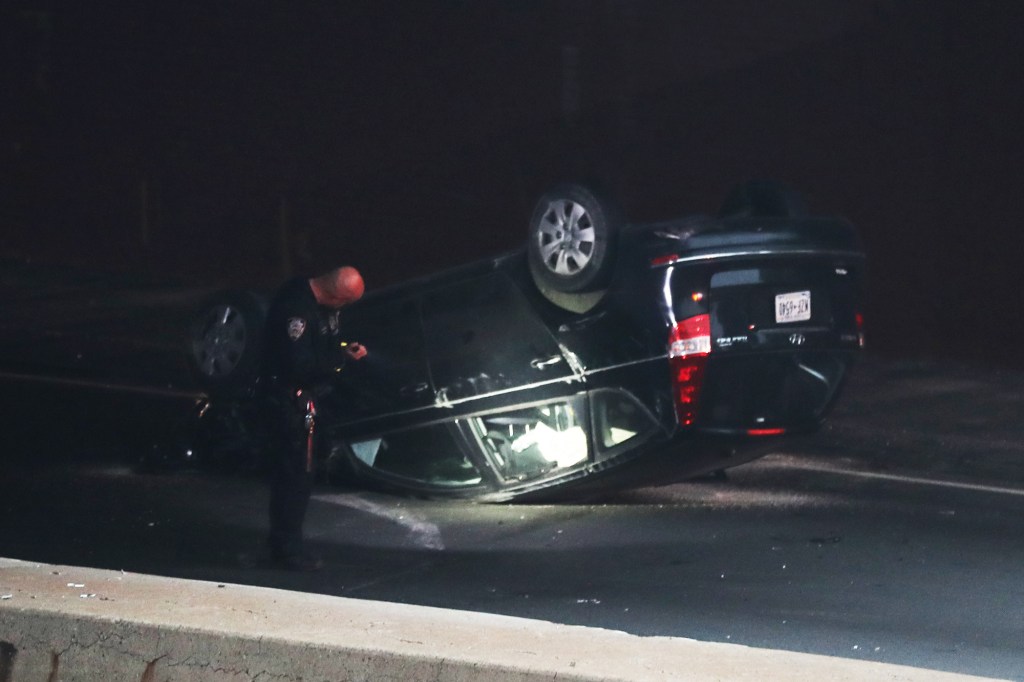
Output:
[719, 180, 808, 218]
[187, 289, 267, 397]
[527, 183, 622, 294]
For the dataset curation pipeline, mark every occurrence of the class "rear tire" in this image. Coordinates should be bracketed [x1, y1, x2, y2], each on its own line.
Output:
[527, 183, 622, 294]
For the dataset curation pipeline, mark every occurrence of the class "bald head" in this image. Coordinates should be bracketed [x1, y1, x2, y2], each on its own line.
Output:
[310, 266, 364, 308]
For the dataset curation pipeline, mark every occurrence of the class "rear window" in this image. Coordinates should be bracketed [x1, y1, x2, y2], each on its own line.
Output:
[669, 260, 860, 340]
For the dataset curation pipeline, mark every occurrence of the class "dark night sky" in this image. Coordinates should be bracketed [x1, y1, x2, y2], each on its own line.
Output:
[4, 1, 1024, 367]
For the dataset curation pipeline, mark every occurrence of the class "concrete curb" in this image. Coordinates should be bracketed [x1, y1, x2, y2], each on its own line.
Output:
[0, 559, 1003, 682]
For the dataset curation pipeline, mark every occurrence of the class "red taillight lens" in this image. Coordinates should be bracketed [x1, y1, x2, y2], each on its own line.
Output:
[855, 312, 866, 348]
[650, 253, 679, 267]
[747, 428, 786, 436]
[668, 314, 711, 427]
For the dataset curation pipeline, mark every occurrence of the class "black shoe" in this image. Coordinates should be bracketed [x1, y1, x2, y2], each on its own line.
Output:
[270, 552, 323, 572]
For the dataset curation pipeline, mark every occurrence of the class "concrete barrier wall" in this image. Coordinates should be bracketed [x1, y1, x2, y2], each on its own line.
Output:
[0, 558, 1003, 682]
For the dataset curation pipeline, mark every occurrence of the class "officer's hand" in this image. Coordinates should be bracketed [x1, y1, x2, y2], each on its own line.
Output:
[344, 342, 367, 360]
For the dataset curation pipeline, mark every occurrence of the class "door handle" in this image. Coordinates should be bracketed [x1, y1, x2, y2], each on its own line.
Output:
[530, 355, 563, 370]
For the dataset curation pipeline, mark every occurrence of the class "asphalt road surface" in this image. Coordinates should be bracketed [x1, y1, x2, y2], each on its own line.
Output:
[1, 376, 1022, 681]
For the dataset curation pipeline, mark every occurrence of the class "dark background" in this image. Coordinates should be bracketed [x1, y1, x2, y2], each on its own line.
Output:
[3, 1, 1023, 367]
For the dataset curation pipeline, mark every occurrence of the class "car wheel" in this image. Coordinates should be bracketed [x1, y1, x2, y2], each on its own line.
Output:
[527, 183, 622, 294]
[719, 180, 808, 218]
[187, 290, 266, 397]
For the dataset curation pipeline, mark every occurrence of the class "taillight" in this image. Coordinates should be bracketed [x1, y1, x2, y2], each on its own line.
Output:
[747, 428, 786, 436]
[855, 312, 866, 348]
[650, 253, 679, 267]
[668, 314, 710, 427]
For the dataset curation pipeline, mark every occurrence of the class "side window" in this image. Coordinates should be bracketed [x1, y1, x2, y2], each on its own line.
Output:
[347, 422, 482, 488]
[591, 390, 658, 455]
[465, 397, 588, 482]
[421, 272, 572, 401]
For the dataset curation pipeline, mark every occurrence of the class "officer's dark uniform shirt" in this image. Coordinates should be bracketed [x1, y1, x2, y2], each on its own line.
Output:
[262, 276, 345, 393]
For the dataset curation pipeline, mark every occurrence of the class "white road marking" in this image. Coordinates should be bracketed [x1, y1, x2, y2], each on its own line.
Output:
[313, 494, 445, 550]
[778, 459, 1024, 498]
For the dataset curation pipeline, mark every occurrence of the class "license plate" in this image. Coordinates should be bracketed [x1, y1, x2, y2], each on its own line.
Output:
[775, 290, 811, 323]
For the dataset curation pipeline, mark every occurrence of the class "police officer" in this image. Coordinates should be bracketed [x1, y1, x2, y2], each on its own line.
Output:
[261, 266, 367, 570]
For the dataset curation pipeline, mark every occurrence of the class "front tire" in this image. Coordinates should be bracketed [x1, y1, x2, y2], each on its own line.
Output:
[187, 290, 266, 397]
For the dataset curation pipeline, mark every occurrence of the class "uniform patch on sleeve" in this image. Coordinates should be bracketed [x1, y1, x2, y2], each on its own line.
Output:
[287, 317, 307, 341]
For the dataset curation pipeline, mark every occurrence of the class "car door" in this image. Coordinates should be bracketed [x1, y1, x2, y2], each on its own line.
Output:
[331, 294, 433, 422]
[420, 270, 579, 407]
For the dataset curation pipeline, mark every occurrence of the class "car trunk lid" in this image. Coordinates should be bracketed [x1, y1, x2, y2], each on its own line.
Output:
[651, 216, 864, 434]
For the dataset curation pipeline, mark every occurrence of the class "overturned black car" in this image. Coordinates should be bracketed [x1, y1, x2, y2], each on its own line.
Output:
[187, 182, 865, 501]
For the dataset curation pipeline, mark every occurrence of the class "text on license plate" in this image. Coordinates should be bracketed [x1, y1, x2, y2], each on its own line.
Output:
[775, 290, 811, 323]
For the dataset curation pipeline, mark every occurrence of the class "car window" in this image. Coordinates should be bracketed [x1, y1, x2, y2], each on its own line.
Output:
[420, 271, 573, 401]
[465, 397, 588, 482]
[347, 422, 482, 487]
[591, 390, 658, 455]
[683, 263, 847, 336]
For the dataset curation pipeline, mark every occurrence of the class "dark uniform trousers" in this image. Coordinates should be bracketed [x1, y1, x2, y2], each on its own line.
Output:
[264, 386, 318, 560]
